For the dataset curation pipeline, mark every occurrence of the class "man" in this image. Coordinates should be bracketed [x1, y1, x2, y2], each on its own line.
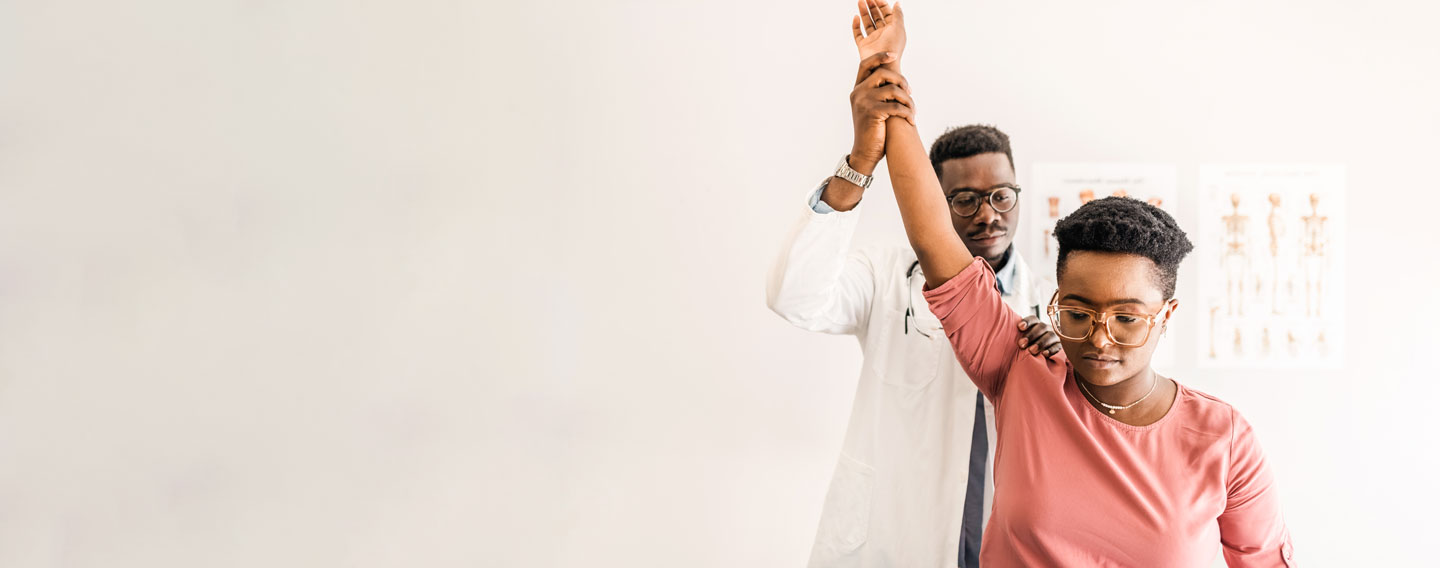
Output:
[766, 49, 1060, 567]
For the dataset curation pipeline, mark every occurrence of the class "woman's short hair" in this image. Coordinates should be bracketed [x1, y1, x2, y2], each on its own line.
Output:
[1054, 197, 1194, 299]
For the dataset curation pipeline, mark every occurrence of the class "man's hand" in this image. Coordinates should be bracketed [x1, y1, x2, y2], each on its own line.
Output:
[852, 1, 905, 62]
[822, 52, 915, 211]
[845, 0, 911, 175]
[850, 52, 914, 168]
[1018, 316, 1063, 359]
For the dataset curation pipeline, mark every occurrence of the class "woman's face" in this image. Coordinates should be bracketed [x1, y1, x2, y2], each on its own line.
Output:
[1053, 251, 1178, 386]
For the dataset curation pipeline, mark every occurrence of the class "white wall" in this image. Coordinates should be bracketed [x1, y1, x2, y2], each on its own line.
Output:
[1, 0, 1436, 566]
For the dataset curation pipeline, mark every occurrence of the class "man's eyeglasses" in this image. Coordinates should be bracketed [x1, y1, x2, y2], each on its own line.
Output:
[1045, 292, 1170, 347]
[949, 185, 1021, 217]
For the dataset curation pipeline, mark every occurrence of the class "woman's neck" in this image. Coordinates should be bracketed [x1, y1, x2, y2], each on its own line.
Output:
[1083, 368, 1155, 404]
[1078, 368, 1177, 426]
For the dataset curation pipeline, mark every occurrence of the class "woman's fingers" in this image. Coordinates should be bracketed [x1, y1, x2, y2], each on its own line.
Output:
[857, 0, 876, 34]
[868, 0, 888, 28]
[852, 15, 865, 43]
[878, 1, 895, 22]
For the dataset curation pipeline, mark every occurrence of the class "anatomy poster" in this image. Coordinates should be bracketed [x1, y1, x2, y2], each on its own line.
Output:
[1195, 165, 1346, 368]
[1026, 163, 1180, 370]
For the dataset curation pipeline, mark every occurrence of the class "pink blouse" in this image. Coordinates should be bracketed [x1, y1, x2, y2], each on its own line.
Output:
[924, 259, 1295, 567]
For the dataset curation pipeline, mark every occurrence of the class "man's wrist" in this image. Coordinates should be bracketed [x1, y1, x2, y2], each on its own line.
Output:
[820, 178, 863, 212]
[823, 154, 870, 212]
[846, 151, 880, 176]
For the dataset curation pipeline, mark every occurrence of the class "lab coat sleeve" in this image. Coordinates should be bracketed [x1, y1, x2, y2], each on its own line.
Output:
[1219, 409, 1296, 567]
[765, 182, 876, 336]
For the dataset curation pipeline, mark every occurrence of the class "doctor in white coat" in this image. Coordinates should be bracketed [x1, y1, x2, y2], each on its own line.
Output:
[766, 49, 1060, 567]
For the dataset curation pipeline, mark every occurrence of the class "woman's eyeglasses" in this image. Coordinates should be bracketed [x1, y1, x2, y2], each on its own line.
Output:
[1045, 292, 1169, 347]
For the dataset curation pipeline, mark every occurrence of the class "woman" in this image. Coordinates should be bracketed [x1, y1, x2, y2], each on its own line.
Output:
[848, 2, 1295, 565]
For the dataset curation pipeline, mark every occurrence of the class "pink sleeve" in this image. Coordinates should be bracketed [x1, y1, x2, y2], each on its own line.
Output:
[922, 258, 1023, 402]
[1219, 409, 1297, 567]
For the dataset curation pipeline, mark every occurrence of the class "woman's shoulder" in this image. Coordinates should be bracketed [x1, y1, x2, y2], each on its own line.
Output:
[1171, 381, 1246, 439]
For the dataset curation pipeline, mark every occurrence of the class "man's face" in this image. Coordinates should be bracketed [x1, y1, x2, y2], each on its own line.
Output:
[938, 153, 1020, 267]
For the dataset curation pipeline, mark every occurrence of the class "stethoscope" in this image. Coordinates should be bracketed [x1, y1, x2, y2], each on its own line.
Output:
[903, 261, 933, 338]
[902, 260, 1043, 338]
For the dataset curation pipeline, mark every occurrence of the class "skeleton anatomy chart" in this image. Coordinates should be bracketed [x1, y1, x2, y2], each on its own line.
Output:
[1027, 164, 1180, 370]
[1196, 165, 1345, 368]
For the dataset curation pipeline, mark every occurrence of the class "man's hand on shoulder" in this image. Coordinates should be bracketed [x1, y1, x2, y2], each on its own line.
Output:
[1018, 316, 1064, 359]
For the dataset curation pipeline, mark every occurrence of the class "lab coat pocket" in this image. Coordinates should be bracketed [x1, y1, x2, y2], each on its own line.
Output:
[815, 453, 875, 556]
[870, 309, 942, 390]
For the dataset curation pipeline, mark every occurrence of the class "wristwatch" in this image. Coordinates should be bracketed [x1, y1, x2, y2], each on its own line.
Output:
[833, 154, 874, 189]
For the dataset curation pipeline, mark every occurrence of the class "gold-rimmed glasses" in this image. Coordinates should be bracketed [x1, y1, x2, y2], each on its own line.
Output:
[1045, 292, 1170, 347]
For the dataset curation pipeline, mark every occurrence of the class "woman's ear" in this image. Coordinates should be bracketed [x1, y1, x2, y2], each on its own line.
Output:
[1162, 299, 1180, 333]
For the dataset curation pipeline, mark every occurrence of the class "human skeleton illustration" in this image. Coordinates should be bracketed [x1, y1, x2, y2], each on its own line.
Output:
[1266, 193, 1286, 313]
[1300, 193, 1328, 318]
[1221, 194, 1249, 316]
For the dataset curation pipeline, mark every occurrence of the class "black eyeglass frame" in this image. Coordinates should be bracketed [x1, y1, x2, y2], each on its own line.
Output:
[948, 185, 1022, 217]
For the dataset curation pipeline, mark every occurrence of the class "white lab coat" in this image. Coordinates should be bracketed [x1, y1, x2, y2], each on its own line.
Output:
[767, 190, 1046, 568]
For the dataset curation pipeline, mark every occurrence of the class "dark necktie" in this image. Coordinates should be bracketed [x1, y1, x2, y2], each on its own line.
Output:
[959, 391, 987, 567]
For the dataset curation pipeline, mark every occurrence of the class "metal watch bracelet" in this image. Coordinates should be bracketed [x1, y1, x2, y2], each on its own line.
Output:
[833, 154, 874, 189]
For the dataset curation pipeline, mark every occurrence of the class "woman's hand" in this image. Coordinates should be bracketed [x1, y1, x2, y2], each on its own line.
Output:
[835, 0, 910, 207]
[852, 1, 905, 63]
[867, 2, 973, 289]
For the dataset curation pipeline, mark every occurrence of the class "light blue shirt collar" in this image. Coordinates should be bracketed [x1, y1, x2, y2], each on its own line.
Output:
[992, 246, 1019, 296]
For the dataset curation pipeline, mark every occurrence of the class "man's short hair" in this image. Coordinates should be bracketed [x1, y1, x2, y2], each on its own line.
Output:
[928, 124, 1015, 177]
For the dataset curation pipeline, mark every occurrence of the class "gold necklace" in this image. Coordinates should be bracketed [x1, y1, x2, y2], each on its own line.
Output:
[1077, 373, 1159, 415]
